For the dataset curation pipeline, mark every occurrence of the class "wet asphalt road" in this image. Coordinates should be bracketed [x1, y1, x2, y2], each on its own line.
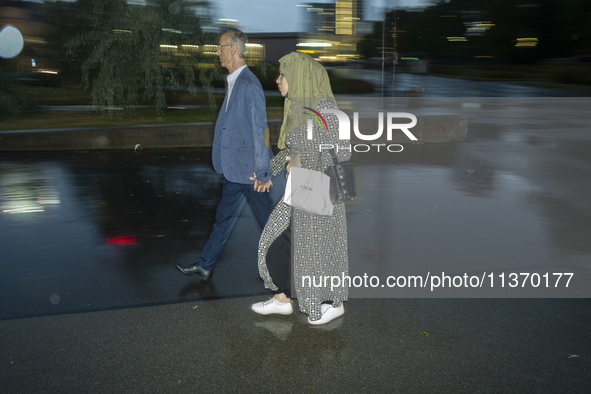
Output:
[1, 77, 591, 392]
[1, 138, 590, 319]
[336, 69, 591, 98]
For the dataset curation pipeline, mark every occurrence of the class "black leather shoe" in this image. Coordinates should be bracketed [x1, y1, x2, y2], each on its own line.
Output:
[174, 262, 212, 281]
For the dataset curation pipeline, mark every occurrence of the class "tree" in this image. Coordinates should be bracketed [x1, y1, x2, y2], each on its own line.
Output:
[0, 63, 37, 120]
[46, 0, 95, 87]
[66, 0, 218, 114]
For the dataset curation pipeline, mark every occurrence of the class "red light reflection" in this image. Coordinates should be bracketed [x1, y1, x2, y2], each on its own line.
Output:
[106, 235, 138, 246]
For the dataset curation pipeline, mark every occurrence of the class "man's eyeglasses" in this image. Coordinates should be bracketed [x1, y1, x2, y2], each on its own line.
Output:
[216, 44, 232, 50]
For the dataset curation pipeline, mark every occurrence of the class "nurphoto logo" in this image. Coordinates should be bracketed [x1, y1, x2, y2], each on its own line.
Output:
[304, 108, 418, 153]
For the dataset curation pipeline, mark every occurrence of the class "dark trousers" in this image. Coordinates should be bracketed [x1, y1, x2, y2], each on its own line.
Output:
[265, 227, 292, 298]
[198, 178, 275, 271]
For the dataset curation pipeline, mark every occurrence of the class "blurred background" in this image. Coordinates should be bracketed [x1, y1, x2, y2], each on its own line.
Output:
[1, 0, 590, 126]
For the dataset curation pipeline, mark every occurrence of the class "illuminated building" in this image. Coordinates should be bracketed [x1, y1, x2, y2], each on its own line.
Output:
[298, 0, 364, 62]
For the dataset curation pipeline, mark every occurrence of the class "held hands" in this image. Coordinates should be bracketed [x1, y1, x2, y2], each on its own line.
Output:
[250, 172, 273, 192]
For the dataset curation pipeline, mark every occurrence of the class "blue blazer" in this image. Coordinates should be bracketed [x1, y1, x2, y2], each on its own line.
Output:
[212, 67, 271, 184]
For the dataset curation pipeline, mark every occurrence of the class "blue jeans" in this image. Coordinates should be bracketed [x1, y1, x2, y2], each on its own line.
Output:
[197, 178, 275, 271]
[270, 169, 287, 205]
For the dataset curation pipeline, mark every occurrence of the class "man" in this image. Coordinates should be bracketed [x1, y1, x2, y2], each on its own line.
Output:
[175, 29, 274, 281]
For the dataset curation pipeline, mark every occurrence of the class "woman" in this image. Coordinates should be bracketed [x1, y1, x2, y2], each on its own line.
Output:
[251, 52, 351, 325]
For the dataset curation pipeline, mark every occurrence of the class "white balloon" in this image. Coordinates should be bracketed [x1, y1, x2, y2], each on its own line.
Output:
[0, 24, 24, 59]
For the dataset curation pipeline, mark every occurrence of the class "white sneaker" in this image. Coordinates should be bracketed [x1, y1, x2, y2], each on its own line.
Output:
[308, 303, 344, 325]
[251, 297, 293, 315]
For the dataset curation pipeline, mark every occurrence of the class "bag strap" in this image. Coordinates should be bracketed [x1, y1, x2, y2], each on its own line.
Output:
[327, 148, 341, 166]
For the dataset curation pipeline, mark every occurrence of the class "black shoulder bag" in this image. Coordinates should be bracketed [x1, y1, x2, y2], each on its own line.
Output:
[325, 148, 356, 203]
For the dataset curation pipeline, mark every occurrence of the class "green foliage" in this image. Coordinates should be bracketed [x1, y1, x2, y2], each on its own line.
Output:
[251, 63, 279, 90]
[46, 0, 94, 87]
[0, 64, 37, 121]
[66, 0, 221, 115]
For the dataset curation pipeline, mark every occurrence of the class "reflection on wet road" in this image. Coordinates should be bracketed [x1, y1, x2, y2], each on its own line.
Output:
[349, 149, 591, 297]
[0, 151, 264, 320]
[1, 123, 590, 319]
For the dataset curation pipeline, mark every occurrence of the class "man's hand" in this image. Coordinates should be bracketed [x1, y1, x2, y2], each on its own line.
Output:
[250, 172, 273, 192]
[255, 179, 273, 192]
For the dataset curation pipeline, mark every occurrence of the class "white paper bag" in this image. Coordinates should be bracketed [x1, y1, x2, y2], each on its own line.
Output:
[283, 167, 333, 216]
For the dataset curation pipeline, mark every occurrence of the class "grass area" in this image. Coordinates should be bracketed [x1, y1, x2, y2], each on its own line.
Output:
[3, 69, 369, 130]
[2, 108, 209, 130]
[18, 86, 224, 106]
[0, 106, 285, 131]
[5, 63, 589, 131]
[1, 86, 285, 131]
[18, 85, 287, 107]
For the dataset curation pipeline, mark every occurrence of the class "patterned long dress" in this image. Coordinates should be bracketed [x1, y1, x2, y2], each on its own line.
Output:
[258, 97, 351, 321]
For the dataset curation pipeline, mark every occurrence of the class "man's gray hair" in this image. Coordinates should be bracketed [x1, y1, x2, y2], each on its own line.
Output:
[225, 28, 248, 59]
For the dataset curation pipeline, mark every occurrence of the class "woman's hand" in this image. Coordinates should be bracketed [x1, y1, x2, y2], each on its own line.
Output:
[286, 153, 301, 173]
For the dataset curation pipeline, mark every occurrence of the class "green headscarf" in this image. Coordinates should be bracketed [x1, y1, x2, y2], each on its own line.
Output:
[277, 52, 335, 149]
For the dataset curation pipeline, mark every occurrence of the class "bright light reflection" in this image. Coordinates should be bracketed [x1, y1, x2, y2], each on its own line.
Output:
[0, 164, 61, 216]
[32, 69, 58, 74]
[297, 42, 332, 47]
[3, 208, 44, 214]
